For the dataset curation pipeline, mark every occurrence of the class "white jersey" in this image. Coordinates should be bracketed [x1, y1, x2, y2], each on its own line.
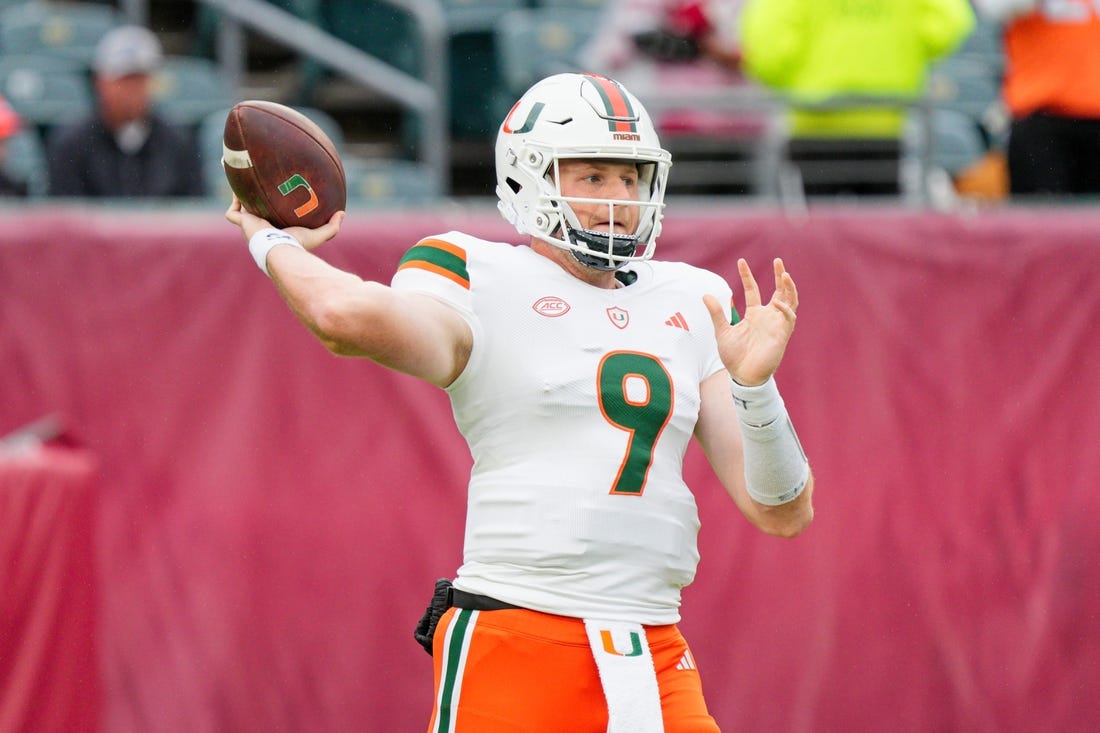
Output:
[392, 232, 733, 624]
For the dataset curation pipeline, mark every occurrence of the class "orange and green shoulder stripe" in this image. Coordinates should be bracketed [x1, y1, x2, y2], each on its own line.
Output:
[730, 297, 741, 324]
[397, 238, 470, 289]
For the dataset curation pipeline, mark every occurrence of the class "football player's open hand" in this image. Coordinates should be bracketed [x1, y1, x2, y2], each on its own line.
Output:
[704, 257, 798, 386]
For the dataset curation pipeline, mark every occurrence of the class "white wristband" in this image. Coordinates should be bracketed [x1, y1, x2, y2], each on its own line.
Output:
[729, 377, 784, 427]
[730, 376, 809, 506]
[248, 228, 305, 277]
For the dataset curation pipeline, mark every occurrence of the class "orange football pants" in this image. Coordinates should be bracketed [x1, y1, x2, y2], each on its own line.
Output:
[427, 606, 720, 733]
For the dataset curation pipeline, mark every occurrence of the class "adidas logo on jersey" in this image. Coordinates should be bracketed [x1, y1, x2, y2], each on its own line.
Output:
[665, 312, 689, 330]
[676, 650, 697, 671]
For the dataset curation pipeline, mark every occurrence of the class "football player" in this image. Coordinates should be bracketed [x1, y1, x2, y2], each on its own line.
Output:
[227, 72, 814, 733]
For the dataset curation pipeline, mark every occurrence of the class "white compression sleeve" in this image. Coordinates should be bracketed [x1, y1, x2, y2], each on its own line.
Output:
[730, 377, 810, 506]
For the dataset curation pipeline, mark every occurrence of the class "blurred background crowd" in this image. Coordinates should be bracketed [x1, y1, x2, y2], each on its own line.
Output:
[0, 0, 1095, 208]
[0, 0, 1097, 211]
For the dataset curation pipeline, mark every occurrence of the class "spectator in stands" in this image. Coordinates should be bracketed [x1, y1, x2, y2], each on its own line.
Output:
[0, 95, 28, 197]
[46, 25, 205, 198]
[738, 0, 975, 197]
[630, 1, 744, 69]
[973, 0, 1100, 196]
[582, 1, 743, 74]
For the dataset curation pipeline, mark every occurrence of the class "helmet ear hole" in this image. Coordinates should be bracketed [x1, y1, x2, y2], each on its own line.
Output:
[506, 177, 522, 195]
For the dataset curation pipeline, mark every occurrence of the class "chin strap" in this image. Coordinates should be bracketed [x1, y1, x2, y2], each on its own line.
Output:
[568, 226, 639, 271]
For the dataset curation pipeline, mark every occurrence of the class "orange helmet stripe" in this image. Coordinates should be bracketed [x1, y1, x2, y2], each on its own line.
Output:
[582, 73, 638, 133]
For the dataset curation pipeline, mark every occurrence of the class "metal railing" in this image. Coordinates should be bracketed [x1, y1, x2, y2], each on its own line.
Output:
[641, 83, 941, 208]
[193, 0, 450, 195]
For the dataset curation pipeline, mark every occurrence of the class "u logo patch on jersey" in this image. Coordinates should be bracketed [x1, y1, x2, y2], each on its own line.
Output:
[606, 306, 629, 329]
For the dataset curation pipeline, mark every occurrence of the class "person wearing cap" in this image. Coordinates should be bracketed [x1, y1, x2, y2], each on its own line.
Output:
[46, 25, 205, 198]
[0, 95, 28, 197]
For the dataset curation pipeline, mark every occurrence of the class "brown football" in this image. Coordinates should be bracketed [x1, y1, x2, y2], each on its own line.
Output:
[222, 101, 346, 229]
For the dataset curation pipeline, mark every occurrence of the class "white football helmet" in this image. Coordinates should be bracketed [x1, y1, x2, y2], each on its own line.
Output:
[495, 73, 672, 270]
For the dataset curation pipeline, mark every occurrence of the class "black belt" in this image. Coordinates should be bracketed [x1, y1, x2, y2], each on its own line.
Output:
[449, 587, 522, 611]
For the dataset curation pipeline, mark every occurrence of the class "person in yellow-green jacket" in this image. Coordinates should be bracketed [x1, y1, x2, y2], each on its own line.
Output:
[739, 0, 975, 197]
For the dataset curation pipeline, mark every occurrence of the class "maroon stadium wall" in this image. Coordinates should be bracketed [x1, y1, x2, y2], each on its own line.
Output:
[2, 205, 1099, 732]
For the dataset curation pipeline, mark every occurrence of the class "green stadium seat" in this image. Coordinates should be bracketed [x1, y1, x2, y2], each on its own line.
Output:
[0, 1, 123, 67]
[905, 107, 987, 178]
[494, 7, 602, 97]
[153, 56, 238, 127]
[294, 105, 346, 152]
[0, 55, 93, 130]
[444, 1, 529, 139]
[926, 56, 1006, 137]
[322, 0, 420, 76]
[953, 17, 1005, 71]
[344, 159, 442, 207]
[443, 0, 524, 34]
[927, 108, 987, 175]
[319, 0, 516, 142]
[1, 126, 48, 197]
[535, 0, 607, 9]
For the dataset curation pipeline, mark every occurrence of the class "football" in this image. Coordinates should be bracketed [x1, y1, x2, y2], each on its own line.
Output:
[222, 100, 346, 229]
